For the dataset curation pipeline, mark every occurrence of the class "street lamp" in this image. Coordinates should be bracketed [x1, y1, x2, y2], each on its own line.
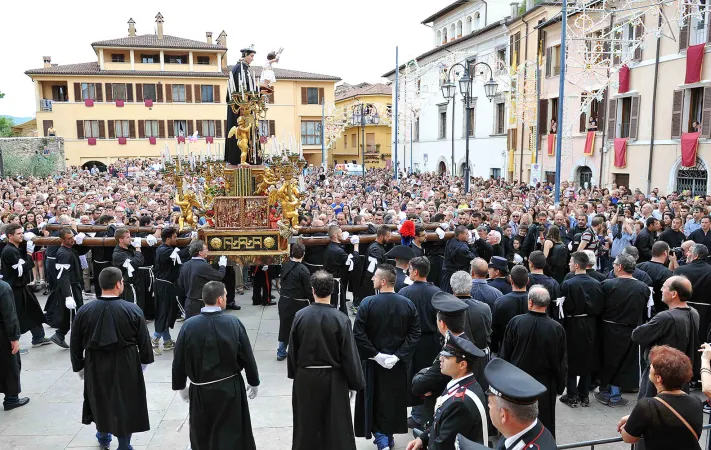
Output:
[443, 61, 499, 192]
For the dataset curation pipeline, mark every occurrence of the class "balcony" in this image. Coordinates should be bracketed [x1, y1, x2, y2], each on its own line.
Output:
[38, 98, 67, 112]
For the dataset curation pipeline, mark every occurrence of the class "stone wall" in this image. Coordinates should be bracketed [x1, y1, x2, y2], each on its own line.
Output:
[0, 136, 65, 177]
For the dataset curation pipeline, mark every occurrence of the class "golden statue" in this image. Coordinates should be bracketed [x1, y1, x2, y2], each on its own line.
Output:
[175, 191, 202, 229]
[227, 116, 253, 166]
[255, 166, 278, 195]
[269, 180, 300, 230]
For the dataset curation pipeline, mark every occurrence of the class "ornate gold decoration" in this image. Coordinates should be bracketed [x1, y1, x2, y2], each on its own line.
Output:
[210, 237, 223, 250]
[263, 237, 275, 249]
[175, 191, 202, 229]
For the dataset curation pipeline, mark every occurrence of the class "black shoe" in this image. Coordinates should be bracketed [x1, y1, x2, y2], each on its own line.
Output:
[226, 304, 242, 311]
[276, 354, 287, 361]
[407, 417, 421, 429]
[580, 396, 590, 407]
[50, 334, 69, 349]
[263, 301, 277, 306]
[270, 294, 276, 299]
[559, 394, 578, 408]
[3, 397, 29, 411]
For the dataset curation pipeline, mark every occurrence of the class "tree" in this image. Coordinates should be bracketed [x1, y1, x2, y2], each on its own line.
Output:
[0, 117, 13, 137]
[0, 91, 5, 99]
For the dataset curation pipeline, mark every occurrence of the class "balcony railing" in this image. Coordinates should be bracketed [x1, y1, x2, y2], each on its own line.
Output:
[39, 99, 52, 112]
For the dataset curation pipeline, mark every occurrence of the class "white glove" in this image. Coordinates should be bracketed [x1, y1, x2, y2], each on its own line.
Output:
[342, 231, 350, 240]
[247, 385, 259, 399]
[38, 222, 47, 230]
[262, 265, 269, 271]
[371, 352, 391, 369]
[383, 355, 399, 369]
[435, 228, 445, 239]
[74, 232, 85, 245]
[439, 222, 449, 231]
[132, 237, 142, 248]
[350, 235, 360, 245]
[141, 364, 148, 372]
[65, 296, 77, 310]
[179, 386, 190, 403]
[0, 234, 6, 241]
[218, 256, 227, 267]
[77, 369, 85, 380]
[190, 231, 198, 240]
[349, 390, 357, 400]
[146, 235, 158, 246]
[23, 231, 36, 242]
[26, 241, 35, 254]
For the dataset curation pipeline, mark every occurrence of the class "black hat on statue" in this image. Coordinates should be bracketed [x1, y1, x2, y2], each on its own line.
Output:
[240, 44, 256, 56]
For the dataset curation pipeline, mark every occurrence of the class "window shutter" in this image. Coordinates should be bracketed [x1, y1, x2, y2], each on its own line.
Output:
[539, 31, 547, 60]
[269, 120, 275, 136]
[633, 17, 644, 61]
[214, 85, 220, 103]
[108, 120, 115, 139]
[168, 120, 175, 138]
[679, 14, 690, 51]
[224, 120, 227, 137]
[98, 120, 106, 139]
[165, 84, 172, 102]
[580, 96, 588, 133]
[95, 83, 103, 102]
[509, 35, 515, 65]
[545, 47, 552, 77]
[74, 83, 81, 102]
[126, 84, 134, 102]
[187, 119, 194, 136]
[76, 120, 84, 139]
[159, 120, 166, 138]
[129, 120, 136, 138]
[196, 120, 203, 136]
[216, 119, 222, 138]
[138, 120, 145, 138]
[538, 99, 548, 134]
[301, 87, 308, 104]
[105, 83, 113, 102]
[186, 85, 193, 103]
[194, 85, 201, 103]
[318, 87, 325, 104]
[671, 89, 684, 138]
[701, 87, 711, 139]
[157, 84, 164, 102]
[462, 104, 468, 138]
[514, 32, 521, 65]
[607, 99, 617, 140]
[42, 120, 53, 136]
[136, 84, 143, 101]
[599, 89, 608, 132]
[629, 96, 640, 140]
[602, 26, 612, 62]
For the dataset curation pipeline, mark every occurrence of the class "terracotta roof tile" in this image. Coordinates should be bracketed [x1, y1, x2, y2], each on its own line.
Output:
[91, 34, 226, 50]
[335, 83, 392, 101]
[230, 65, 341, 81]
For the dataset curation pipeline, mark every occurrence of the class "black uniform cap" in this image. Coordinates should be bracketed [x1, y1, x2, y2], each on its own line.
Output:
[484, 358, 547, 405]
[385, 245, 415, 261]
[488, 256, 508, 272]
[431, 291, 467, 316]
[440, 331, 485, 360]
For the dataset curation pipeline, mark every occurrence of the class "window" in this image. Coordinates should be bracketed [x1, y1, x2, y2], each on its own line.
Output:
[619, 97, 632, 138]
[166, 54, 188, 64]
[143, 84, 157, 101]
[496, 48, 507, 75]
[550, 45, 561, 76]
[690, 1, 709, 47]
[463, 100, 476, 137]
[111, 54, 125, 63]
[81, 83, 96, 101]
[172, 85, 186, 102]
[494, 102, 506, 135]
[344, 134, 348, 148]
[688, 87, 704, 132]
[141, 54, 158, 63]
[414, 118, 420, 141]
[84, 120, 99, 138]
[173, 120, 188, 137]
[112, 83, 127, 101]
[114, 120, 130, 138]
[301, 121, 322, 145]
[202, 120, 216, 137]
[580, 91, 602, 132]
[491, 168, 501, 179]
[145, 120, 159, 138]
[201, 85, 214, 103]
[306, 88, 320, 104]
[351, 133, 356, 148]
[672, 88, 711, 138]
[366, 133, 376, 153]
[197, 56, 210, 65]
[550, 97, 559, 127]
[258, 120, 275, 137]
[438, 104, 448, 139]
[51, 85, 67, 101]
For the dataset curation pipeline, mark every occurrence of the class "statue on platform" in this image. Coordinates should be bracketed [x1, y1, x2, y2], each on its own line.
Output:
[228, 116, 253, 166]
[225, 44, 262, 166]
[255, 166, 278, 195]
[175, 191, 202, 229]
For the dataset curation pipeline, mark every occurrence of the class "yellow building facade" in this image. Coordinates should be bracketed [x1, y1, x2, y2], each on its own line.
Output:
[25, 14, 340, 167]
[331, 83, 392, 169]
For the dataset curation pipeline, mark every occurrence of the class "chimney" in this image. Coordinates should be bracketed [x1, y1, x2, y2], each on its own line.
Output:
[206, 32, 213, 45]
[43, 56, 51, 68]
[511, 2, 520, 19]
[128, 18, 136, 37]
[155, 12, 164, 40]
[216, 30, 227, 48]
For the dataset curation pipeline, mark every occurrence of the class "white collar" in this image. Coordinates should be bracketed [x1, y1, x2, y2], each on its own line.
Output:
[201, 306, 222, 313]
[446, 373, 473, 391]
[504, 419, 538, 449]
[191, 257, 206, 261]
[101, 295, 119, 298]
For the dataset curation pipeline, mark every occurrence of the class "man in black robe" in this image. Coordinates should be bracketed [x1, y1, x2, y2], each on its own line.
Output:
[440, 226, 478, 294]
[0, 223, 47, 349]
[111, 228, 145, 304]
[0, 279, 28, 410]
[48, 228, 85, 348]
[354, 264, 421, 450]
[469, 258, 502, 310]
[604, 246, 653, 286]
[398, 256, 441, 429]
[288, 270, 365, 450]
[323, 225, 359, 314]
[277, 243, 313, 361]
[361, 225, 391, 299]
[173, 281, 259, 450]
[563, 249, 607, 283]
[177, 240, 227, 318]
[637, 241, 673, 315]
[225, 45, 262, 165]
[387, 245, 415, 291]
[491, 266, 529, 353]
[674, 243, 711, 342]
[90, 215, 115, 297]
[411, 223, 426, 258]
[527, 251, 561, 317]
[595, 253, 649, 407]
[632, 275, 699, 398]
[558, 251, 603, 408]
[498, 286, 567, 438]
[70, 267, 154, 450]
[135, 217, 161, 319]
[152, 227, 190, 354]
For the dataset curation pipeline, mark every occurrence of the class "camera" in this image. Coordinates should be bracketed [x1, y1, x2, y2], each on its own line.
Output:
[672, 247, 684, 260]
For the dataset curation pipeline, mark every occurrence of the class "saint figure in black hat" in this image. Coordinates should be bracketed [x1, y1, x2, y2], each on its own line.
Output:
[225, 44, 262, 166]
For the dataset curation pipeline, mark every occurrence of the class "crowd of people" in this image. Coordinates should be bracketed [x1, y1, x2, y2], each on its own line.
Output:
[2, 158, 711, 449]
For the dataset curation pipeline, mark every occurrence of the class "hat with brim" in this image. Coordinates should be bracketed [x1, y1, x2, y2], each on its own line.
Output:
[455, 434, 489, 450]
[488, 256, 508, 272]
[386, 245, 415, 261]
[484, 358, 546, 405]
[439, 332, 486, 360]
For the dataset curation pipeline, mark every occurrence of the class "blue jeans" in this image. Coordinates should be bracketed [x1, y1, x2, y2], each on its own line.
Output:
[96, 431, 132, 450]
[373, 432, 393, 449]
[277, 341, 287, 359]
[153, 330, 171, 341]
[599, 385, 622, 402]
[29, 325, 45, 345]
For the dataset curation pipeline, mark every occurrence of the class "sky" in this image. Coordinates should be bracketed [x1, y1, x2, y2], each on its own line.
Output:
[0, 0, 443, 118]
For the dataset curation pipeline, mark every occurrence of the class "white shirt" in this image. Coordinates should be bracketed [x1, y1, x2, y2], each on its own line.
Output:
[201, 305, 221, 313]
[504, 419, 539, 449]
[445, 373, 474, 392]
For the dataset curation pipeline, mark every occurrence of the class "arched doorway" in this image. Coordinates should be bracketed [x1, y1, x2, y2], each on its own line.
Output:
[438, 161, 447, 175]
[459, 163, 467, 177]
[81, 160, 107, 172]
[676, 158, 708, 196]
[577, 165, 592, 188]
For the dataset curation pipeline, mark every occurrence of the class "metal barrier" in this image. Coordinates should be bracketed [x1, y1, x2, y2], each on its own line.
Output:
[557, 423, 711, 449]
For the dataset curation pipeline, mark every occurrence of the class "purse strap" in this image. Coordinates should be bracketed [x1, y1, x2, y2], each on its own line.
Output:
[653, 396, 699, 441]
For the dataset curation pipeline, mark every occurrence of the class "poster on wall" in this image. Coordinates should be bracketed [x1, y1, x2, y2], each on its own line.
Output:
[530, 163, 542, 186]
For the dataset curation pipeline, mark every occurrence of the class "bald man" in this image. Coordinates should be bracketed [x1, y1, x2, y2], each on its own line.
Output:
[469, 258, 502, 310]
[632, 275, 699, 399]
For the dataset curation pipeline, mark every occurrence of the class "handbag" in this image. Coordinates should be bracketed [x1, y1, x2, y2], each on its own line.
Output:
[653, 396, 699, 441]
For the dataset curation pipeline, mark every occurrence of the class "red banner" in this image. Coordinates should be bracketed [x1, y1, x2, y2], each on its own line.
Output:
[115, 99, 125, 107]
[144, 99, 153, 107]
[681, 131, 700, 167]
[84, 99, 94, 107]
[87, 137, 97, 145]
[614, 138, 628, 168]
[584, 131, 596, 156]
[177, 136, 186, 143]
[547, 134, 556, 156]
[686, 43, 705, 84]
[118, 137, 127, 145]
[206, 136, 214, 144]
[148, 137, 157, 145]
[619, 65, 630, 94]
